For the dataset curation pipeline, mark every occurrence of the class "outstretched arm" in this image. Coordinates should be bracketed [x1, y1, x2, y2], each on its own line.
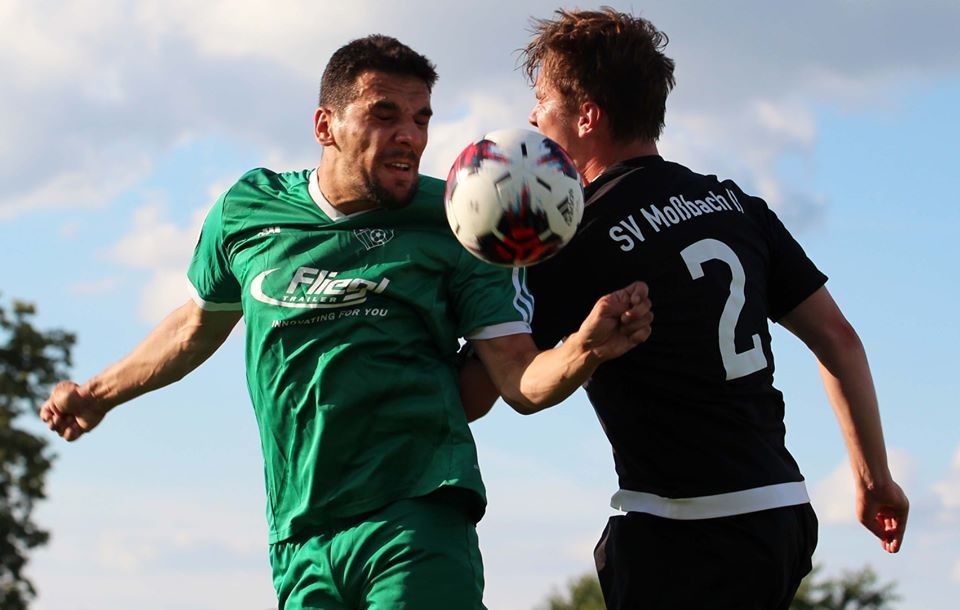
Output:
[470, 281, 652, 415]
[40, 299, 242, 441]
[779, 286, 908, 553]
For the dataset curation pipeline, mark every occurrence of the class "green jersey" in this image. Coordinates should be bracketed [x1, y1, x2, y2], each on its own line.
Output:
[187, 168, 532, 543]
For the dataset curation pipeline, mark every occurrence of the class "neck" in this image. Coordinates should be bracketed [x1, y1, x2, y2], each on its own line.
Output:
[316, 161, 377, 215]
[580, 139, 659, 183]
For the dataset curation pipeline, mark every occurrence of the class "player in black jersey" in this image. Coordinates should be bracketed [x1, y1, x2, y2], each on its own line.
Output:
[514, 8, 909, 609]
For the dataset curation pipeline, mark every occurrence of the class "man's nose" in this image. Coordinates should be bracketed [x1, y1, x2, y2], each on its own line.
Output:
[395, 121, 425, 148]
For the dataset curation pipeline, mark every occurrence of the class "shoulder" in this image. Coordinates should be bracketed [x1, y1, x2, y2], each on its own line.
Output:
[232, 167, 311, 194]
[387, 175, 447, 226]
[601, 158, 717, 200]
[714, 176, 770, 217]
[662, 159, 723, 189]
[411, 174, 445, 214]
[662, 159, 769, 215]
[216, 167, 312, 217]
[416, 174, 446, 200]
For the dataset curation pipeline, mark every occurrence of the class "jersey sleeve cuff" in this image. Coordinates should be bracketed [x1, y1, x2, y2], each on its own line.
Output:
[190, 286, 243, 312]
[465, 321, 532, 340]
[770, 273, 828, 322]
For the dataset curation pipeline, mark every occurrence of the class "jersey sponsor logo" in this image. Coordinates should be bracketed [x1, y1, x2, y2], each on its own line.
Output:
[353, 228, 395, 250]
[250, 266, 390, 309]
[256, 226, 282, 237]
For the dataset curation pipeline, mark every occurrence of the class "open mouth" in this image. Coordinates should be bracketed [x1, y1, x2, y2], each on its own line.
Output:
[385, 161, 413, 171]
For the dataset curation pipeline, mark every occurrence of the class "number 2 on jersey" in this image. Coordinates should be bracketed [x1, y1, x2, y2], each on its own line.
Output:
[681, 239, 768, 380]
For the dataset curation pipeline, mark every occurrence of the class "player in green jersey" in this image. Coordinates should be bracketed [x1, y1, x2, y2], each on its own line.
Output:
[40, 35, 653, 609]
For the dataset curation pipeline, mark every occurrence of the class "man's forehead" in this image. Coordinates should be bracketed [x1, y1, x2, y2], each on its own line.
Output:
[353, 70, 431, 105]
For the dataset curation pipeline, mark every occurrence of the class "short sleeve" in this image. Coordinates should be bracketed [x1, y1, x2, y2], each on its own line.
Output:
[527, 271, 570, 350]
[448, 250, 533, 340]
[762, 203, 828, 321]
[187, 193, 243, 311]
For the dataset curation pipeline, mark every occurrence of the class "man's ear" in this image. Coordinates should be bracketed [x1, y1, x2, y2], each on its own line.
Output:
[315, 107, 336, 145]
[578, 101, 602, 138]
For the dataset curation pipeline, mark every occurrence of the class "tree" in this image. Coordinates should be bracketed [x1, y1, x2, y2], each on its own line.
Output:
[535, 564, 899, 610]
[0, 298, 74, 610]
[536, 573, 605, 610]
[791, 565, 899, 610]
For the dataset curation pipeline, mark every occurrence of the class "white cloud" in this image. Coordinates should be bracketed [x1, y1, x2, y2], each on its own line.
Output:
[110, 203, 203, 269]
[137, 269, 196, 323]
[934, 445, 960, 510]
[96, 534, 158, 573]
[67, 276, 119, 296]
[477, 446, 614, 610]
[3, 0, 959, 225]
[30, 481, 274, 610]
[953, 559, 960, 584]
[812, 448, 914, 526]
[422, 90, 531, 178]
[659, 95, 827, 231]
[0, 156, 151, 221]
[132, 0, 375, 78]
[813, 460, 858, 524]
[108, 201, 209, 323]
[58, 220, 84, 238]
[754, 100, 816, 146]
[0, 0, 124, 87]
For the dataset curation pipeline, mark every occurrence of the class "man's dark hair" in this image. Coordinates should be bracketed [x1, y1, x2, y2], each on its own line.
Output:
[319, 35, 438, 111]
[521, 7, 676, 142]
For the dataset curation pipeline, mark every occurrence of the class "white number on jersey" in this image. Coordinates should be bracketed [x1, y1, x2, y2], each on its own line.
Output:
[681, 238, 768, 380]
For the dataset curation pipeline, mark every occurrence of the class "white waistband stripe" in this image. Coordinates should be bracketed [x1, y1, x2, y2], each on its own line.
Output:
[610, 481, 809, 520]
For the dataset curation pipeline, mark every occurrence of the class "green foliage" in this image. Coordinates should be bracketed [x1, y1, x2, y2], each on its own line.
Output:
[791, 565, 899, 610]
[535, 563, 899, 610]
[536, 573, 605, 610]
[0, 298, 74, 610]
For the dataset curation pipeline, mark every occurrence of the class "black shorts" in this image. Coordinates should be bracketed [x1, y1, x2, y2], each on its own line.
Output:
[594, 503, 818, 610]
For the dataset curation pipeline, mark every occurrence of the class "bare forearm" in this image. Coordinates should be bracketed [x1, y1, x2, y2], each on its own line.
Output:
[84, 302, 238, 411]
[780, 288, 893, 487]
[474, 281, 652, 415]
[522, 334, 603, 411]
[465, 337, 597, 417]
[816, 337, 892, 488]
[781, 286, 907, 551]
[499, 333, 601, 414]
[41, 300, 240, 442]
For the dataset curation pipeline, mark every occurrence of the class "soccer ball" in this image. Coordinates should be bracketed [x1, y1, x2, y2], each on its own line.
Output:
[444, 128, 584, 267]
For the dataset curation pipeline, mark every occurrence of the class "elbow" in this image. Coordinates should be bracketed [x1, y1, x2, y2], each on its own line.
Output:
[500, 393, 544, 416]
[462, 397, 497, 422]
[810, 318, 865, 366]
[828, 318, 863, 351]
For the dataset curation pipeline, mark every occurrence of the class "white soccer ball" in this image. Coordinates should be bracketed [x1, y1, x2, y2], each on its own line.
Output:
[444, 128, 584, 267]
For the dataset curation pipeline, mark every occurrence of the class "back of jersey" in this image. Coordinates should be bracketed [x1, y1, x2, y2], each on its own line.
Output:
[527, 156, 826, 500]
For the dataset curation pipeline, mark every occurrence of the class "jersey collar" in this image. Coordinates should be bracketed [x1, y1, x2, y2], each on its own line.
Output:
[585, 155, 664, 207]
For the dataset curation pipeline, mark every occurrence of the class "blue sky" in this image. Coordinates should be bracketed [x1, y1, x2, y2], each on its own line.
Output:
[3, 1, 959, 609]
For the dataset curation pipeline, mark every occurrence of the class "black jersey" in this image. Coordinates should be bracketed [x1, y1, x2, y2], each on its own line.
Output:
[527, 156, 827, 515]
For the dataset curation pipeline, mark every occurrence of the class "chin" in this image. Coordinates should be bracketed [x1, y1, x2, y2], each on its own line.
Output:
[376, 182, 418, 210]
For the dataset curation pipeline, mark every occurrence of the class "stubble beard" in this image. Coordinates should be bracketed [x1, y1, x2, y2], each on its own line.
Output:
[363, 170, 417, 210]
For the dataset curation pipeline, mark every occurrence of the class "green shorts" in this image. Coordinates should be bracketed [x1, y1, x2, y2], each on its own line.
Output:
[269, 492, 486, 610]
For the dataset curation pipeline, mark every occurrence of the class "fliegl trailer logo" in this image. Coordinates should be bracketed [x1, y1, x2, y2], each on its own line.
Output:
[250, 266, 390, 309]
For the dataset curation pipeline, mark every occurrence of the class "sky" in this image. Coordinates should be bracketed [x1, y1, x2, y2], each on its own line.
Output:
[2, 1, 959, 608]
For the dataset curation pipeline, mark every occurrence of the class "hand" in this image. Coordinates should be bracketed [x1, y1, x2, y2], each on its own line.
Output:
[39, 381, 107, 442]
[857, 479, 909, 553]
[577, 281, 653, 362]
